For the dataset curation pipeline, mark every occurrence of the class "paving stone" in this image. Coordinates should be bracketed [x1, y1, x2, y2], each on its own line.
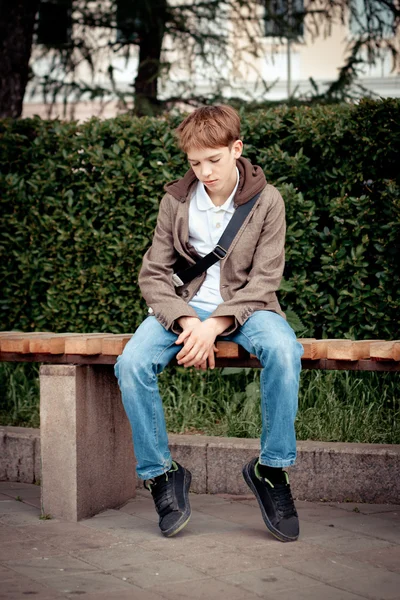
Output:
[0, 510, 44, 527]
[69, 589, 166, 600]
[120, 558, 207, 589]
[76, 544, 167, 571]
[193, 500, 266, 527]
[40, 570, 136, 596]
[311, 514, 400, 544]
[0, 573, 63, 600]
[0, 482, 38, 491]
[371, 511, 400, 522]
[349, 544, 400, 573]
[330, 503, 400, 515]
[296, 519, 362, 542]
[306, 533, 393, 554]
[286, 556, 400, 599]
[4, 554, 99, 581]
[137, 535, 232, 559]
[150, 577, 261, 600]
[0, 539, 63, 561]
[190, 492, 235, 507]
[81, 510, 160, 542]
[211, 526, 278, 547]
[298, 504, 355, 522]
[238, 540, 340, 566]
[118, 498, 158, 522]
[0, 499, 40, 514]
[179, 548, 269, 577]
[182, 510, 247, 535]
[22, 496, 41, 509]
[20, 520, 121, 552]
[0, 564, 17, 580]
[215, 493, 255, 502]
[0, 493, 11, 501]
[0, 522, 37, 542]
[219, 565, 324, 596]
[253, 580, 371, 600]
[1, 490, 399, 599]
[1, 486, 41, 500]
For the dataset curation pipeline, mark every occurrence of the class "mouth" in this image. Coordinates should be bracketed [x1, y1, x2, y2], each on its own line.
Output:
[204, 180, 217, 186]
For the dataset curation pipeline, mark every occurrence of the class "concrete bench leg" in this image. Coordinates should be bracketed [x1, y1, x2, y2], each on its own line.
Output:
[39, 364, 136, 521]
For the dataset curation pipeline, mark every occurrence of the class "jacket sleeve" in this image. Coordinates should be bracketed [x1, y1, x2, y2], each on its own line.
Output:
[209, 187, 286, 333]
[138, 194, 199, 332]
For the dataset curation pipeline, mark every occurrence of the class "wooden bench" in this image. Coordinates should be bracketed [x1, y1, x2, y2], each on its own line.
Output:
[1, 332, 399, 522]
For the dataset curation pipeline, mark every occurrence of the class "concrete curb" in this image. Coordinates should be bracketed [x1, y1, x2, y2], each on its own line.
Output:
[1, 426, 399, 503]
[0, 426, 41, 484]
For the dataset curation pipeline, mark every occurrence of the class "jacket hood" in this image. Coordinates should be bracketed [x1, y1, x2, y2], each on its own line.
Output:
[164, 156, 267, 206]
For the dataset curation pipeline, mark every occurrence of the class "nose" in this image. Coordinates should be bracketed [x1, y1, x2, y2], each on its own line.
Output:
[201, 164, 212, 180]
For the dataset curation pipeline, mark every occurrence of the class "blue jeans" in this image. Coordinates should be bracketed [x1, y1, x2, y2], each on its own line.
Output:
[114, 308, 303, 480]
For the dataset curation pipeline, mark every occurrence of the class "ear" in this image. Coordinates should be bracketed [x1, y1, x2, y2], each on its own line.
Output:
[232, 139, 243, 159]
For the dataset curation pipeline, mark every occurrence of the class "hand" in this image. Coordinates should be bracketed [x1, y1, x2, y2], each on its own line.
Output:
[176, 319, 219, 369]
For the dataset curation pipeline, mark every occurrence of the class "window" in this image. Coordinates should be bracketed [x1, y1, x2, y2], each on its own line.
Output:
[350, 0, 394, 38]
[36, 0, 73, 47]
[263, 0, 304, 39]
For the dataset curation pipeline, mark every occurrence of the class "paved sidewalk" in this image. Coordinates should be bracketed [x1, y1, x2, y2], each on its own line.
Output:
[0, 481, 399, 600]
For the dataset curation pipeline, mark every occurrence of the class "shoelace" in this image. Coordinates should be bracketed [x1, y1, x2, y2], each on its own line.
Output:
[270, 483, 297, 518]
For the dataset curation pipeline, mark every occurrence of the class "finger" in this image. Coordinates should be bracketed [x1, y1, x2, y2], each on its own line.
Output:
[182, 348, 208, 367]
[178, 344, 205, 365]
[194, 360, 207, 371]
[208, 347, 215, 370]
[176, 337, 196, 361]
[175, 329, 191, 346]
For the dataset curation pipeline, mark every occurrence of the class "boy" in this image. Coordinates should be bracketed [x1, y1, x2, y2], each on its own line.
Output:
[115, 105, 303, 542]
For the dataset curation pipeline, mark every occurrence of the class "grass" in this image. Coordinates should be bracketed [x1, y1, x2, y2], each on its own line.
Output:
[0, 362, 399, 444]
[0, 362, 40, 428]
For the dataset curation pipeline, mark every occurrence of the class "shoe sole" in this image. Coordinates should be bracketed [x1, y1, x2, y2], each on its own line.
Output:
[162, 470, 192, 538]
[242, 463, 298, 543]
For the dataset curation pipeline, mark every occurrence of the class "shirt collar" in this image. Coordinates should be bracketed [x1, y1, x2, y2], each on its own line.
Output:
[195, 167, 239, 214]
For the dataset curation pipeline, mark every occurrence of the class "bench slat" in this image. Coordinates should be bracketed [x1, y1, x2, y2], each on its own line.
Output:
[216, 341, 240, 358]
[102, 335, 133, 356]
[64, 336, 103, 355]
[1, 332, 399, 362]
[370, 341, 400, 361]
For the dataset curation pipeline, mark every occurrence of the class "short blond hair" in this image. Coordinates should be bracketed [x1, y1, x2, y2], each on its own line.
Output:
[176, 105, 241, 153]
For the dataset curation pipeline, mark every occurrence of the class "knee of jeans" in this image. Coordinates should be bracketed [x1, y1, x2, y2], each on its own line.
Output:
[260, 337, 302, 373]
[114, 344, 152, 386]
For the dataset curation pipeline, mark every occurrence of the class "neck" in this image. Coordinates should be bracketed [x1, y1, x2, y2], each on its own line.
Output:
[207, 168, 238, 206]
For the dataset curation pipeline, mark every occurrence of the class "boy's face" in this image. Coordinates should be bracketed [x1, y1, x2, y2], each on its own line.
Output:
[187, 140, 243, 200]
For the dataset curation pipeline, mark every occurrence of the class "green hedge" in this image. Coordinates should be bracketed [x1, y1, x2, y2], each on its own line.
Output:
[0, 99, 399, 338]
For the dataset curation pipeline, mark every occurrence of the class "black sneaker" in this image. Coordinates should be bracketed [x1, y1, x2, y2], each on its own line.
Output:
[242, 457, 299, 542]
[144, 461, 192, 537]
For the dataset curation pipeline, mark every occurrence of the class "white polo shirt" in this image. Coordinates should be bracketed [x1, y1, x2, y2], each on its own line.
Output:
[188, 168, 240, 312]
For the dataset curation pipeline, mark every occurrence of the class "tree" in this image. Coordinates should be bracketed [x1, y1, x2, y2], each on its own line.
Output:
[0, 0, 40, 118]
[0, 0, 399, 118]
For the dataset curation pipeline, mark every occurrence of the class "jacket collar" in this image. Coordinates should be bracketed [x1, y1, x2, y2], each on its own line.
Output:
[164, 156, 267, 206]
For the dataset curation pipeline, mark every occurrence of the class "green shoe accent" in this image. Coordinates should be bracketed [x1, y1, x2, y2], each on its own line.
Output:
[255, 460, 275, 488]
[145, 462, 178, 490]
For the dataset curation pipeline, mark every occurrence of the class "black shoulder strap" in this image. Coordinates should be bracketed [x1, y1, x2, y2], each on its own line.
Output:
[172, 192, 261, 287]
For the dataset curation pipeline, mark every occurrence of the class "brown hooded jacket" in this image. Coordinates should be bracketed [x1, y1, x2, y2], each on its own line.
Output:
[138, 157, 286, 335]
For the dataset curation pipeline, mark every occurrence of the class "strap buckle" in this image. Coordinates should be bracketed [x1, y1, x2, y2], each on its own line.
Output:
[172, 273, 185, 287]
[212, 244, 227, 259]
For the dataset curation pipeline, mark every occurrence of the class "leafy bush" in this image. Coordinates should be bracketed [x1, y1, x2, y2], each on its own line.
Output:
[0, 99, 399, 338]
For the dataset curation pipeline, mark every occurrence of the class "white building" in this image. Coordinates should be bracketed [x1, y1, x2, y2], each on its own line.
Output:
[23, 0, 400, 121]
